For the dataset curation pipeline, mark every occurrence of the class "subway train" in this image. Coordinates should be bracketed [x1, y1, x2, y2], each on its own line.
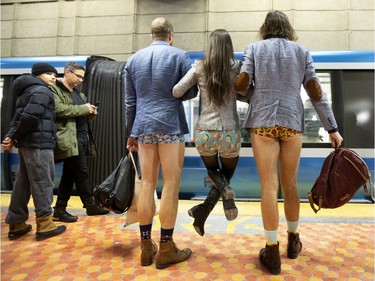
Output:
[1, 51, 374, 202]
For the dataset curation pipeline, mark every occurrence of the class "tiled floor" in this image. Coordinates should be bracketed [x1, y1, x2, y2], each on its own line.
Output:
[1, 194, 374, 281]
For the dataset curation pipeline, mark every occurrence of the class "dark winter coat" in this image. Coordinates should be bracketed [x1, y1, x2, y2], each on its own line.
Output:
[5, 74, 56, 149]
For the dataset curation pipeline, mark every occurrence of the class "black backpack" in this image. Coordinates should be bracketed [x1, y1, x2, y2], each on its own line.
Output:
[93, 153, 136, 214]
[308, 147, 374, 213]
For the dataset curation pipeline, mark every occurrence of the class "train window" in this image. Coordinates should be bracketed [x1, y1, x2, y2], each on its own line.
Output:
[302, 72, 332, 144]
[338, 70, 374, 148]
[237, 101, 250, 144]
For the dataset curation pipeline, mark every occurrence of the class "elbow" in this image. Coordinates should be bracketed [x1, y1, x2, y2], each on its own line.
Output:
[235, 72, 250, 92]
[306, 80, 323, 101]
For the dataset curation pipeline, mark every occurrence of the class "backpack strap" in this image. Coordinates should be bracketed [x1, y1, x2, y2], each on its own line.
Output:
[308, 192, 322, 213]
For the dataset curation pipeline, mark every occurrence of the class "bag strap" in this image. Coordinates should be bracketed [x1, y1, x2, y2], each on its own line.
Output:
[128, 151, 139, 179]
[308, 192, 322, 214]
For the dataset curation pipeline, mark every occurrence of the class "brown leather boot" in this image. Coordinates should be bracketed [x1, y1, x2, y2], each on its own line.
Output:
[287, 231, 302, 259]
[36, 215, 66, 241]
[155, 240, 192, 269]
[141, 239, 158, 266]
[259, 242, 281, 275]
[8, 222, 32, 240]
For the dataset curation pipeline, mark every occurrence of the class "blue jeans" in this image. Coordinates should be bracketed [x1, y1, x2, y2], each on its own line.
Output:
[5, 148, 55, 224]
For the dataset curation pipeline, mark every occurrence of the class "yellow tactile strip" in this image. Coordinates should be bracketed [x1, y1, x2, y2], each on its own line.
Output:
[1, 210, 374, 281]
[1, 193, 374, 218]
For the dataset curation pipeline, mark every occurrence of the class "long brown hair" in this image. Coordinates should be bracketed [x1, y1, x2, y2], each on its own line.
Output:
[203, 29, 234, 107]
[259, 10, 298, 41]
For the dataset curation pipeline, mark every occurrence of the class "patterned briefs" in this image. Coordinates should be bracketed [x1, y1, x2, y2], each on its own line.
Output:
[138, 133, 185, 144]
[252, 125, 301, 140]
[194, 130, 241, 158]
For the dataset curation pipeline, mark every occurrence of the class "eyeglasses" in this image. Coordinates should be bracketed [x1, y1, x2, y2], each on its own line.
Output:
[69, 70, 85, 81]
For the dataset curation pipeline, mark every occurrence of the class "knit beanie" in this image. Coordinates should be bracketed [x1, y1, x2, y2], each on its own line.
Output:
[31, 62, 58, 76]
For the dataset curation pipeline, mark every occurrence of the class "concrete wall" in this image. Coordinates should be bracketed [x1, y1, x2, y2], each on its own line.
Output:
[1, 0, 374, 61]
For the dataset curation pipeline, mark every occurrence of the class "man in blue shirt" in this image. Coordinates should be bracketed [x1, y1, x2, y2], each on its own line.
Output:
[124, 17, 198, 269]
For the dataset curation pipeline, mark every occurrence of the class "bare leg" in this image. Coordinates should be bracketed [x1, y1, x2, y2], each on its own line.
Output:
[279, 135, 302, 223]
[252, 132, 282, 275]
[138, 144, 160, 225]
[251, 132, 280, 231]
[158, 142, 185, 229]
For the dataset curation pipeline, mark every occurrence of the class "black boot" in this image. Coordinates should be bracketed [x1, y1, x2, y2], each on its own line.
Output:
[83, 197, 110, 216]
[86, 204, 110, 216]
[207, 169, 238, 220]
[188, 187, 221, 236]
[53, 200, 78, 222]
[259, 242, 281, 275]
[53, 208, 78, 222]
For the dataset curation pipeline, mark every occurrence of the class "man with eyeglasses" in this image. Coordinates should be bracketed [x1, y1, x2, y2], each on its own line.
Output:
[52, 62, 109, 222]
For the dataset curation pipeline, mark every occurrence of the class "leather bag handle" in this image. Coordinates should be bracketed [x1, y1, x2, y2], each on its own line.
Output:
[128, 151, 139, 179]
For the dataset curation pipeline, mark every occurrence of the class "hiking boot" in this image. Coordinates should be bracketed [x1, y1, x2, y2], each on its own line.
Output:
[86, 204, 109, 216]
[155, 240, 192, 269]
[141, 239, 158, 266]
[287, 231, 302, 259]
[8, 223, 32, 240]
[36, 215, 66, 241]
[259, 242, 281, 275]
[53, 208, 78, 223]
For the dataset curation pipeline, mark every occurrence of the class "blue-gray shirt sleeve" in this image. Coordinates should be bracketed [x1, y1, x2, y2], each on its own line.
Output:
[124, 64, 136, 137]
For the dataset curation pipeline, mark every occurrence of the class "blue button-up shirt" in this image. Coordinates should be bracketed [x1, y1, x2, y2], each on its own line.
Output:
[124, 40, 198, 138]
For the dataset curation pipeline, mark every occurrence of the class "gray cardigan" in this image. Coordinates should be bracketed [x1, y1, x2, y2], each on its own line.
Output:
[240, 38, 338, 132]
[173, 59, 248, 131]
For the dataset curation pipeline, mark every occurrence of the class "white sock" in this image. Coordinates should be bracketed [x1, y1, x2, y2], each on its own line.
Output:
[287, 220, 299, 233]
[264, 230, 278, 244]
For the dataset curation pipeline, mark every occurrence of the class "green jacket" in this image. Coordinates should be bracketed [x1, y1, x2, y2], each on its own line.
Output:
[52, 80, 98, 160]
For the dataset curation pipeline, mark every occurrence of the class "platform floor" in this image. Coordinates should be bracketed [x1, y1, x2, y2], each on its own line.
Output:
[1, 194, 374, 281]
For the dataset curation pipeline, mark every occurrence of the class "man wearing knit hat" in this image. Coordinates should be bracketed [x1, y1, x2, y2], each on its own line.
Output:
[2, 62, 67, 240]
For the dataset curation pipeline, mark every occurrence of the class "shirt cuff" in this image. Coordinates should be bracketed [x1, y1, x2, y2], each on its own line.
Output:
[328, 128, 338, 134]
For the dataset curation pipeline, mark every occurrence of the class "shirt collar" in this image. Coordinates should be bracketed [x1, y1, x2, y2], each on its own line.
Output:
[150, 40, 169, 46]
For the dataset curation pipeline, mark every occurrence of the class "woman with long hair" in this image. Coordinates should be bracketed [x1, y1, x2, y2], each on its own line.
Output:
[173, 29, 248, 236]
